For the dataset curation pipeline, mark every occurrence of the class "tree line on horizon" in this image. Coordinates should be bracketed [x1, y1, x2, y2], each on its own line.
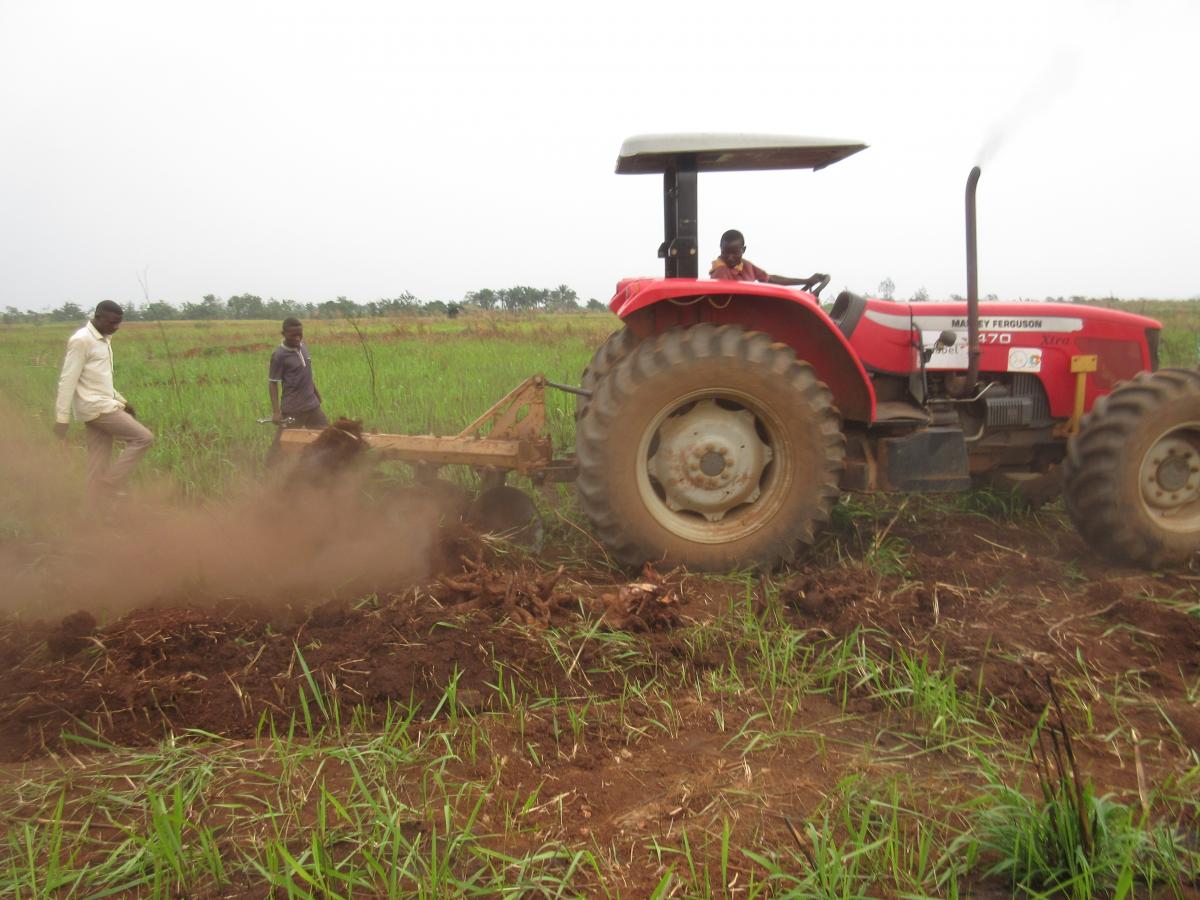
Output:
[6, 284, 1192, 327]
[2, 285, 608, 324]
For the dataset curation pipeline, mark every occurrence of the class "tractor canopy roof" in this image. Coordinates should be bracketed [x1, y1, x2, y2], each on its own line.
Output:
[616, 133, 868, 175]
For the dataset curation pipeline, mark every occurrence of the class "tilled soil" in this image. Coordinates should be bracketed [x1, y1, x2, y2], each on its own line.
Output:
[1, 500, 1197, 772]
[2, 499, 1199, 896]
[0, 556, 686, 761]
[874, 505, 1199, 749]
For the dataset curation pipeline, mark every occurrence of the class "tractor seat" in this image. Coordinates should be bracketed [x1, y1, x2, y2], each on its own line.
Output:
[829, 290, 868, 339]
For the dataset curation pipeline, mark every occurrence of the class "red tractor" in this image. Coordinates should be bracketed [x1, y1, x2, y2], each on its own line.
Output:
[574, 135, 1200, 571]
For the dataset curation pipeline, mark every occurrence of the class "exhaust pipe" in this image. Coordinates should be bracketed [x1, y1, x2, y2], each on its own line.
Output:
[964, 166, 982, 391]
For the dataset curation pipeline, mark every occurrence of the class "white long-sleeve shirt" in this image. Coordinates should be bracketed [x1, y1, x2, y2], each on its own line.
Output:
[55, 321, 127, 424]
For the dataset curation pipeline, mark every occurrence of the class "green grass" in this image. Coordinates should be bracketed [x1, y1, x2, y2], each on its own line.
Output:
[0, 313, 619, 501]
[0, 729, 597, 897]
[958, 776, 1193, 898]
[6, 300, 1197, 504]
[2, 584, 1198, 896]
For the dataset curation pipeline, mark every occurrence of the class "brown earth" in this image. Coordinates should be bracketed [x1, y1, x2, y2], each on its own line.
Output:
[1, 495, 1197, 894]
[2, 500, 1197, 766]
[0, 553, 688, 761]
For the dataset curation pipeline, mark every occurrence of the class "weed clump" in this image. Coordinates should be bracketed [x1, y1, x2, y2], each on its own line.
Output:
[951, 679, 1198, 897]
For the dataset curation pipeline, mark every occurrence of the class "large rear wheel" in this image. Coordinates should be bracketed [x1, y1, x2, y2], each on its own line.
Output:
[576, 326, 641, 422]
[576, 324, 844, 571]
[1064, 368, 1200, 568]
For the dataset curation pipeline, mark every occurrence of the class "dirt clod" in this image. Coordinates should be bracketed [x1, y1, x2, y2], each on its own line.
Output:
[297, 418, 368, 478]
[46, 610, 96, 660]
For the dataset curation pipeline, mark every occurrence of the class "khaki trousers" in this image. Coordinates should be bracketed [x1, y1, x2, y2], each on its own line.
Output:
[85, 410, 154, 493]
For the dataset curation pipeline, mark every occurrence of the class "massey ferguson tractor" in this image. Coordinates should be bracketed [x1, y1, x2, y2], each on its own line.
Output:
[572, 134, 1200, 572]
[283, 134, 1200, 572]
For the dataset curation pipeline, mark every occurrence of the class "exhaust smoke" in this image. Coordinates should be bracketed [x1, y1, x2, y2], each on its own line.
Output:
[976, 53, 1077, 167]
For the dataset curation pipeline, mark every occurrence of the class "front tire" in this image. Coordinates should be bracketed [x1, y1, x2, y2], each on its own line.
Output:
[575, 324, 845, 571]
[1064, 368, 1200, 568]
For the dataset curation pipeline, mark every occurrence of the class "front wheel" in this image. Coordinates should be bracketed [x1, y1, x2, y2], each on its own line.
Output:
[1064, 368, 1200, 568]
[575, 324, 845, 571]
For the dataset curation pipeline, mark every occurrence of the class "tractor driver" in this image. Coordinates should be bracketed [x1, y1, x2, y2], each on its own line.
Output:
[709, 229, 828, 290]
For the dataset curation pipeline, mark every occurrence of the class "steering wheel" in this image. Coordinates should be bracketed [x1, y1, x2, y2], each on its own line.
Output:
[807, 274, 831, 298]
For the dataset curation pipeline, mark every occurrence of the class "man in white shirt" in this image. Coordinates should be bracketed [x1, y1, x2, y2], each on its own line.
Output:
[54, 301, 154, 497]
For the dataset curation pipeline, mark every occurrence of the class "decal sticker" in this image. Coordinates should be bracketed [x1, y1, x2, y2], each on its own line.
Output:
[922, 331, 968, 370]
[1007, 348, 1043, 373]
[865, 310, 1084, 333]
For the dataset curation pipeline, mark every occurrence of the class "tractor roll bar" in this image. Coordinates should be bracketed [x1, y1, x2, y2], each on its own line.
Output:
[661, 155, 699, 279]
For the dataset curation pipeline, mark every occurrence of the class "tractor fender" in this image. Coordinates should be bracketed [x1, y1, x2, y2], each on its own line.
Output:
[609, 278, 876, 423]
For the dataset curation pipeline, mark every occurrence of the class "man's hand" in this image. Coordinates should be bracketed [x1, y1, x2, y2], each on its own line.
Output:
[53, 422, 69, 441]
[124, 402, 137, 419]
[272, 412, 283, 425]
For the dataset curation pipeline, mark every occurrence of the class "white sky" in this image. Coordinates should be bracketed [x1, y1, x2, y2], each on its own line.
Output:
[1, 0, 1197, 311]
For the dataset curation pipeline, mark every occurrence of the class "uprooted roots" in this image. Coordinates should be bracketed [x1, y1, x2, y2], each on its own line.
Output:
[434, 561, 683, 632]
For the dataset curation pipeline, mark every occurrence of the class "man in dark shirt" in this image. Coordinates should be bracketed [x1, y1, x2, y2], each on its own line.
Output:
[709, 229, 828, 289]
[267, 318, 328, 463]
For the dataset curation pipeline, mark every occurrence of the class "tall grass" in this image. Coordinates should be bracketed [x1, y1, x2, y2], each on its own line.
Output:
[5, 302, 1196, 499]
[0, 313, 619, 498]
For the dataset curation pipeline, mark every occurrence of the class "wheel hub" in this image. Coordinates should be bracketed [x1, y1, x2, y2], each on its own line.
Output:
[646, 399, 772, 521]
[699, 451, 726, 476]
[1139, 433, 1200, 511]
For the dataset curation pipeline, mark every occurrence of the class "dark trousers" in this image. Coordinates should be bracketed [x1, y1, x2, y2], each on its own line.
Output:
[267, 406, 329, 467]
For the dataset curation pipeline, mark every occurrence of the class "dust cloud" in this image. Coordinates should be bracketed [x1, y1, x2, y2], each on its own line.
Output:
[0, 423, 455, 620]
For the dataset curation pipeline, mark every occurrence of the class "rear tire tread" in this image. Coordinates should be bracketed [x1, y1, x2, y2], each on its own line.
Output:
[576, 327, 642, 422]
[576, 324, 845, 569]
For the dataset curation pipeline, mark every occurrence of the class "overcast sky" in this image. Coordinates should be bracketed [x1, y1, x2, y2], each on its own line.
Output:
[1, 0, 1196, 312]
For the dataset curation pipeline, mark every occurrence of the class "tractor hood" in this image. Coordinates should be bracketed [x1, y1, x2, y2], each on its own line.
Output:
[847, 298, 1162, 418]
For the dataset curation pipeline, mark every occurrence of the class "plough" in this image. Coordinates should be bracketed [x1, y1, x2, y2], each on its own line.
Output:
[277, 374, 582, 533]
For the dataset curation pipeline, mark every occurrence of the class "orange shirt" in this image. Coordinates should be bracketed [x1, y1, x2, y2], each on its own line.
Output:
[710, 258, 770, 282]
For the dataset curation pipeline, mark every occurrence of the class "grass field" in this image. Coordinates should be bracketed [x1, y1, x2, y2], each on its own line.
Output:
[1, 307, 1198, 897]
[1, 313, 619, 502]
